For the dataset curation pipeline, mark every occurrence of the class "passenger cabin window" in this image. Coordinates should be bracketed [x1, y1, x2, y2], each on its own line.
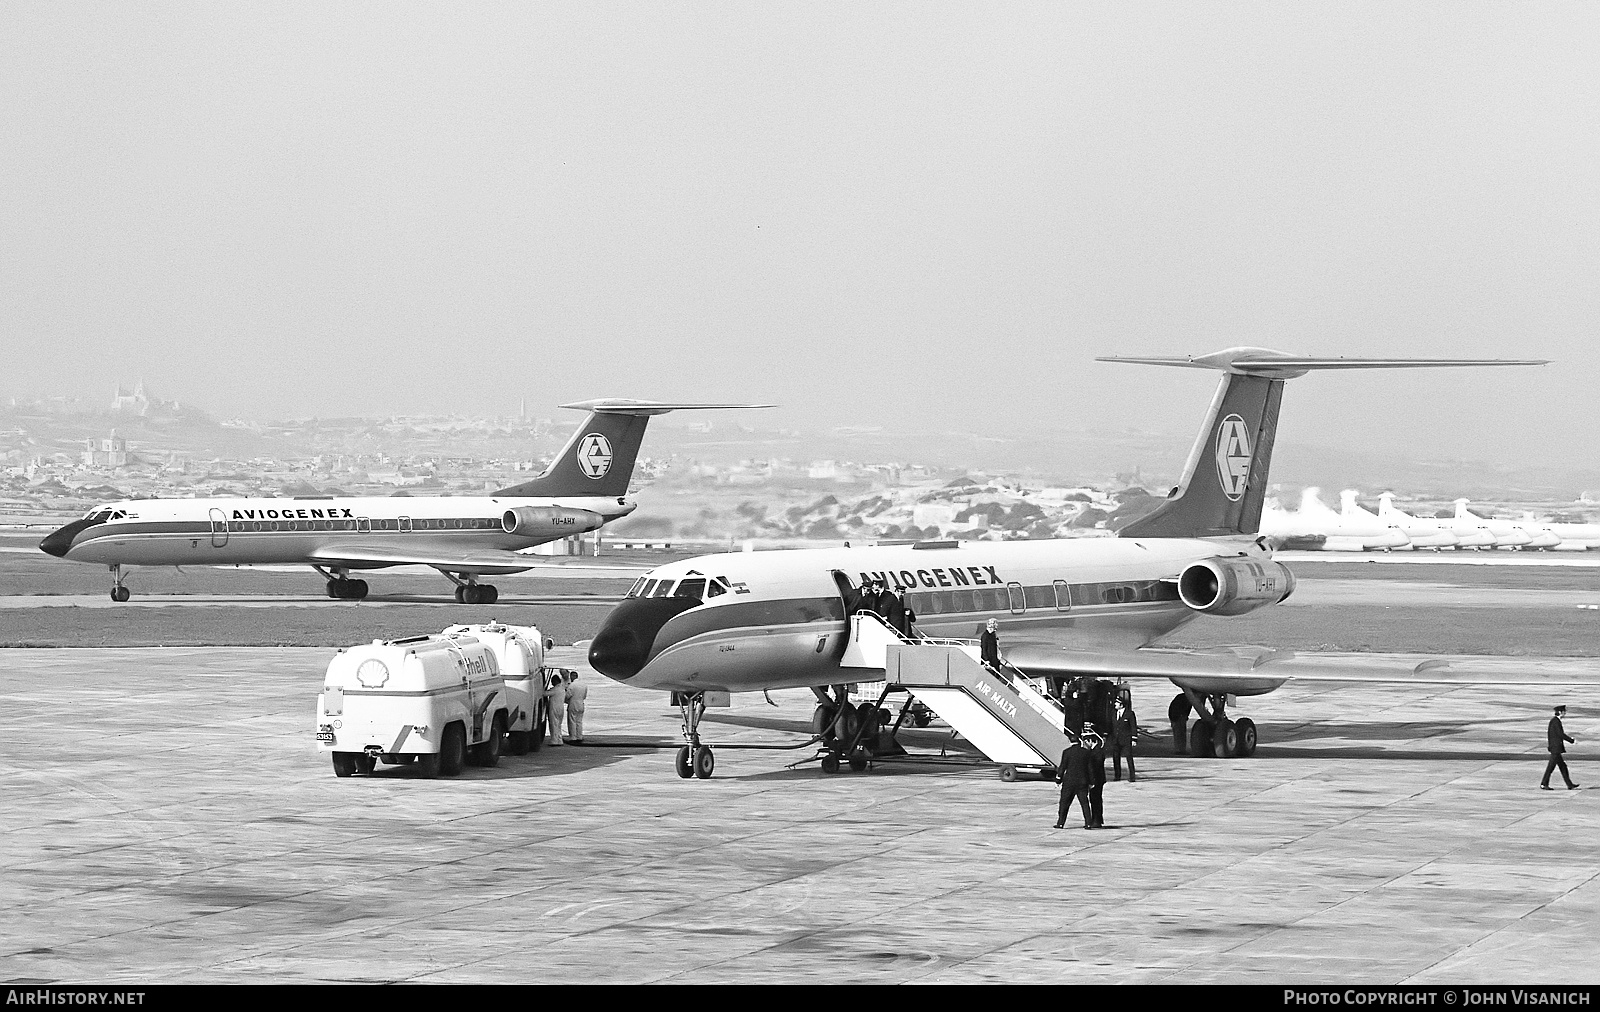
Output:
[650, 580, 676, 598]
[675, 578, 706, 600]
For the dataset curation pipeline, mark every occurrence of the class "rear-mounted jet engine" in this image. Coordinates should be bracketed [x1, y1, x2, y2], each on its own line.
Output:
[1176, 557, 1296, 616]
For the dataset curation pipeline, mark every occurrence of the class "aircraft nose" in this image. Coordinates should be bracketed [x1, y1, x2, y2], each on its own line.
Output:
[39, 518, 95, 558]
[587, 597, 703, 681]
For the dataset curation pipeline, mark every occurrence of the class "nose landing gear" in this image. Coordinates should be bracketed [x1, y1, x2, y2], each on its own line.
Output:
[672, 692, 714, 779]
[108, 564, 131, 602]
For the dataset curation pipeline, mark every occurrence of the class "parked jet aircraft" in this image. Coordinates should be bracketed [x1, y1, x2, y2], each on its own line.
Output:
[1376, 493, 1497, 550]
[1259, 488, 1411, 551]
[584, 348, 1579, 778]
[39, 400, 769, 601]
[1512, 511, 1600, 551]
[1340, 490, 1456, 550]
[1452, 499, 1553, 550]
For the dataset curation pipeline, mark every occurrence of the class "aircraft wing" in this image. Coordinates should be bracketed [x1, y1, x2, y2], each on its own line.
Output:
[1005, 645, 1600, 695]
[308, 542, 542, 576]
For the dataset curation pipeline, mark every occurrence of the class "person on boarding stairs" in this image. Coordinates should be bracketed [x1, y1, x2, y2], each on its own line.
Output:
[980, 618, 1001, 671]
[1055, 734, 1093, 830]
[544, 669, 568, 747]
[564, 669, 588, 744]
[1112, 696, 1139, 782]
[882, 583, 908, 636]
[1085, 729, 1108, 828]
[1541, 704, 1579, 790]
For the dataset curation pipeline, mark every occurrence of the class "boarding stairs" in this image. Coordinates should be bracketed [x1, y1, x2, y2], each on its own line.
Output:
[840, 612, 1070, 776]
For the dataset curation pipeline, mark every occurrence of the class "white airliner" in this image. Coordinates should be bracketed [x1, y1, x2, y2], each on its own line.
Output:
[1376, 493, 1497, 550]
[1339, 490, 1456, 550]
[1259, 488, 1411, 551]
[1451, 499, 1553, 550]
[582, 348, 1584, 777]
[39, 400, 769, 602]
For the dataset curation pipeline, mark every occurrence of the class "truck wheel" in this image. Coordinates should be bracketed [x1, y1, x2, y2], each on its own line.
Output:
[439, 723, 467, 776]
[506, 730, 529, 756]
[414, 752, 441, 778]
[354, 753, 376, 775]
[331, 752, 359, 777]
[674, 745, 693, 778]
[471, 714, 506, 768]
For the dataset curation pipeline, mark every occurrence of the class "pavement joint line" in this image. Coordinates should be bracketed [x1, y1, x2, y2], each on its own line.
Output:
[1403, 865, 1600, 983]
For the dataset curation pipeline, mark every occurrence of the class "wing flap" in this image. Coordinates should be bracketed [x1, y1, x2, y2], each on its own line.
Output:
[1006, 645, 1600, 692]
[308, 542, 539, 576]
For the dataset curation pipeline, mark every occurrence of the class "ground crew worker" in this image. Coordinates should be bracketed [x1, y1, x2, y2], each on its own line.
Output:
[1055, 734, 1092, 830]
[1541, 704, 1579, 791]
[544, 669, 567, 747]
[1085, 729, 1108, 828]
[1168, 692, 1191, 754]
[1112, 696, 1138, 782]
[980, 618, 1001, 671]
[565, 669, 588, 744]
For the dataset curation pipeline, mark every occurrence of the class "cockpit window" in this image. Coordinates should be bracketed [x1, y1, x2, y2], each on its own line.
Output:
[706, 577, 729, 598]
[637, 579, 658, 598]
[86, 509, 114, 522]
[625, 577, 647, 598]
[675, 578, 706, 600]
[650, 580, 676, 598]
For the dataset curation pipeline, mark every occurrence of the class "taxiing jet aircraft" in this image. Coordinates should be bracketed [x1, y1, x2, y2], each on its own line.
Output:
[39, 400, 769, 602]
[584, 348, 1583, 778]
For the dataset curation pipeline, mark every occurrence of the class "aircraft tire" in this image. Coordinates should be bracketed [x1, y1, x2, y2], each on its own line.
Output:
[483, 584, 499, 604]
[812, 703, 837, 742]
[1188, 721, 1214, 758]
[454, 586, 466, 603]
[111, 586, 131, 603]
[325, 581, 339, 598]
[999, 764, 1018, 782]
[822, 753, 841, 774]
[674, 746, 693, 778]
[439, 723, 467, 776]
[414, 752, 441, 778]
[331, 752, 359, 777]
[354, 753, 376, 775]
[1215, 719, 1239, 758]
[693, 746, 715, 780]
[1236, 718, 1258, 757]
[352, 580, 369, 600]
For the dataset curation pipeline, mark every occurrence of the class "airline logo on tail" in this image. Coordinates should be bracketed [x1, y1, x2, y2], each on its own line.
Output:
[578, 433, 613, 479]
[1215, 414, 1252, 501]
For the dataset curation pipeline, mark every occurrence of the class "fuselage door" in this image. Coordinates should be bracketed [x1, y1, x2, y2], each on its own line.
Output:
[1053, 579, 1072, 612]
[1007, 581, 1026, 614]
[208, 508, 228, 548]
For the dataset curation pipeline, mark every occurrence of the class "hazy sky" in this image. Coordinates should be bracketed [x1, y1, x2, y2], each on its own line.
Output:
[4, 3, 1597, 466]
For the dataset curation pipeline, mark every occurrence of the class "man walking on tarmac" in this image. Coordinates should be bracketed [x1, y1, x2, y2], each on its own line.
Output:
[1541, 704, 1579, 791]
[1112, 695, 1138, 783]
[1085, 728, 1108, 828]
[1055, 732, 1093, 830]
[564, 669, 588, 743]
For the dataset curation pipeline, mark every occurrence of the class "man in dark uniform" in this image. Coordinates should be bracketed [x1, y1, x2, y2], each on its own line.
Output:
[1541, 704, 1579, 790]
[980, 618, 1001, 671]
[1112, 696, 1138, 782]
[1055, 733, 1092, 829]
[882, 583, 908, 636]
[1168, 692, 1191, 754]
[1085, 728, 1108, 828]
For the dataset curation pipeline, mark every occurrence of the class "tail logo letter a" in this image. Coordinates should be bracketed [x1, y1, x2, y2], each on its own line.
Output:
[577, 433, 613, 479]
[1214, 414, 1251, 502]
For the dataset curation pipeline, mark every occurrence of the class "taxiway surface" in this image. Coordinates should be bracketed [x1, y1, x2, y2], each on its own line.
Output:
[2, 646, 1596, 984]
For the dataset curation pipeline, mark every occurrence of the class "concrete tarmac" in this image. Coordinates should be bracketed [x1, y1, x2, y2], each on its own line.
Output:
[2, 647, 1597, 984]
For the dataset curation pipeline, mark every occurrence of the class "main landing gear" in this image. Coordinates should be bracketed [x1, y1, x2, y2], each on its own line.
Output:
[810, 685, 896, 774]
[108, 564, 130, 602]
[315, 567, 369, 600]
[1171, 690, 1258, 759]
[444, 573, 499, 604]
[673, 691, 715, 780]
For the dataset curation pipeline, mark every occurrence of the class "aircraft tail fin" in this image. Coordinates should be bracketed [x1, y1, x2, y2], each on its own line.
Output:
[495, 400, 772, 499]
[1107, 348, 1545, 539]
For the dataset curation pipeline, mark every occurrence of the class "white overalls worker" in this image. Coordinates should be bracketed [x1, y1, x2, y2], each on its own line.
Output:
[544, 670, 567, 746]
[565, 670, 588, 743]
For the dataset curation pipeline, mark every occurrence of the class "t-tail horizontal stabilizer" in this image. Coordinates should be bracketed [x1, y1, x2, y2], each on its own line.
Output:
[1102, 347, 1547, 539]
[495, 399, 773, 499]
